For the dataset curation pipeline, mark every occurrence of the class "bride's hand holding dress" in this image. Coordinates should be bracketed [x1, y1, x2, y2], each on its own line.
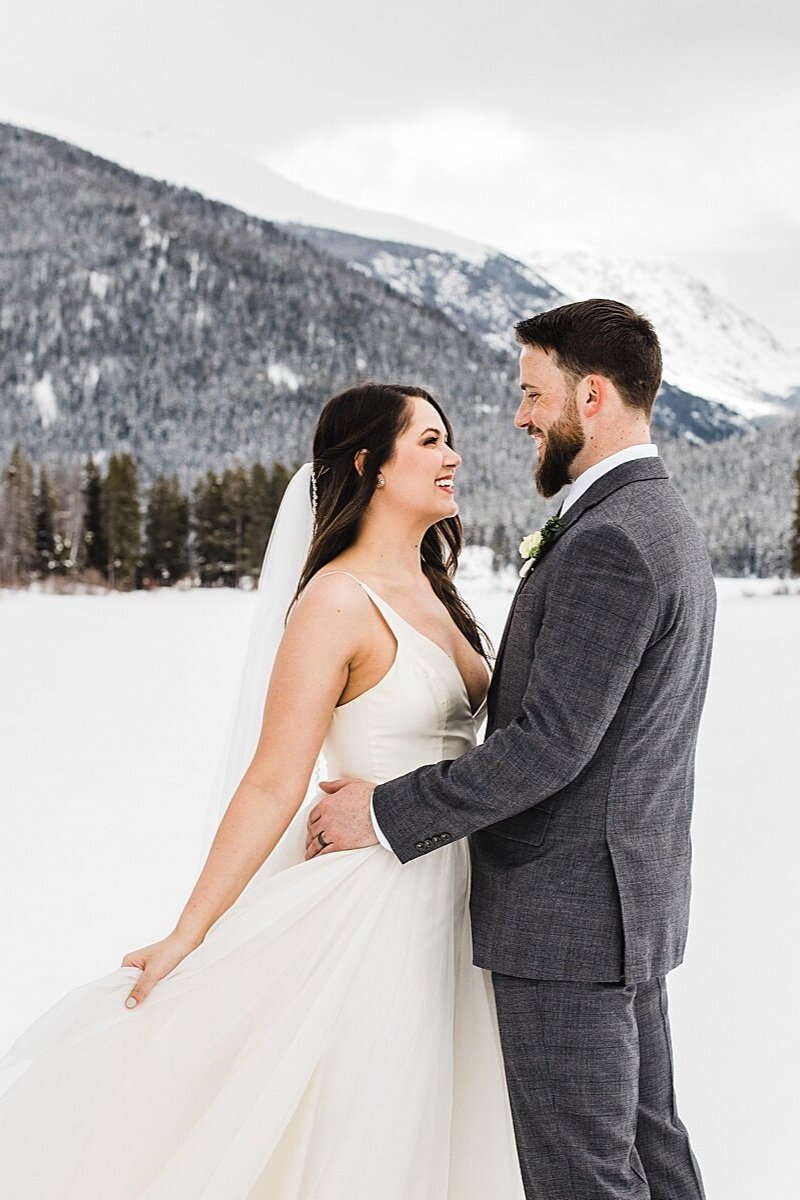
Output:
[120, 929, 203, 1009]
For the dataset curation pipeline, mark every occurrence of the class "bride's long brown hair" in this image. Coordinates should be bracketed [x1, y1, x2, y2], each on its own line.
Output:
[293, 382, 491, 659]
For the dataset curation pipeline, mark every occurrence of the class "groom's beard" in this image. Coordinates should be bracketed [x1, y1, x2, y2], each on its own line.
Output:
[534, 391, 585, 498]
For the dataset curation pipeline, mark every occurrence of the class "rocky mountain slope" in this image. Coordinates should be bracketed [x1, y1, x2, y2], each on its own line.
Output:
[0, 122, 521, 496]
[291, 226, 799, 442]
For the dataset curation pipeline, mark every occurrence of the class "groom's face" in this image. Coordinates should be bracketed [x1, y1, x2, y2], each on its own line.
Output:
[515, 344, 586, 498]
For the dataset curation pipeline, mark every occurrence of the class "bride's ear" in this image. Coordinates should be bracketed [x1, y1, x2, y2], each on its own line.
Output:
[354, 449, 368, 477]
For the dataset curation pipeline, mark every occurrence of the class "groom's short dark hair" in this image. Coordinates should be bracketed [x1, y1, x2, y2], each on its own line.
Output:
[514, 299, 662, 417]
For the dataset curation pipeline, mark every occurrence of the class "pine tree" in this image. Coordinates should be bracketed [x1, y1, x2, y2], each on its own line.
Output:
[81, 457, 108, 578]
[105, 452, 141, 589]
[246, 462, 272, 577]
[34, 464, 57, 577]
[224, 465, 252, 583]
[790, 457, 800, 576]
[143, 474, 190, 584]
[0, 445, 36, 586]
[245, 462, 295, 576]
[47, 461, 80, 577]
[490, 521, 513, 572]
[191, 470, 238, 586]
[270, 462, 293, 515]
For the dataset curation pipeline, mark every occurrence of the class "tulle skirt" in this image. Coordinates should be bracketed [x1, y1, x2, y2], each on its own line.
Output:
[0, 801, 524, 1198]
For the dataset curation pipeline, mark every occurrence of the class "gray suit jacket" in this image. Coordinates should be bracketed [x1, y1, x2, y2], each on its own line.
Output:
[372, 457, 717, 983]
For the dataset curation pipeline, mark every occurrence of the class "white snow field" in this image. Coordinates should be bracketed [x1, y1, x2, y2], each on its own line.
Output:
[1, 567, 798, 1197]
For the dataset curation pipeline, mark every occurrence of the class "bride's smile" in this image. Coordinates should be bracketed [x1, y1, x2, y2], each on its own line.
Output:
[371, 395, 462, 526]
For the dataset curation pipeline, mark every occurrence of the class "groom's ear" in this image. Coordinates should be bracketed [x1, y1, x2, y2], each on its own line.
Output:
[354, 448, 368, 477]
[580, 374, 605, 417]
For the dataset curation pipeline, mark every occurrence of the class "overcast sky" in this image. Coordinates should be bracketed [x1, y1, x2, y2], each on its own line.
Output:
[2, 0, 798, 343]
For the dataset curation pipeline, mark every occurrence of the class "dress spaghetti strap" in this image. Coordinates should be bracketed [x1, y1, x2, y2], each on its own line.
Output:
[313, 570, 407, 639]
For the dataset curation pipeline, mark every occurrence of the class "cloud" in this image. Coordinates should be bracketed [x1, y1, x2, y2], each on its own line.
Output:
[268, 110, 529, 236]
[2, 0, 798, 339]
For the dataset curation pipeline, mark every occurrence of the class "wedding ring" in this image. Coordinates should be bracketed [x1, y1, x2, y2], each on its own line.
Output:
[317, 831, 330, 849]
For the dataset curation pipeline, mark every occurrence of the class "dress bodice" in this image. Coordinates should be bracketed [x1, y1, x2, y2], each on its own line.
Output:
[322, 574, 487, 785]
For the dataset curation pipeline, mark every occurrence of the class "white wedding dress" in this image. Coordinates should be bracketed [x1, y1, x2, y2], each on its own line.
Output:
[0, 577, 525, 1199]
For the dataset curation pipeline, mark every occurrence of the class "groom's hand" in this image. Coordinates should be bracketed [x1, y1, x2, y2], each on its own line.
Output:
[304, 778, 378, 858]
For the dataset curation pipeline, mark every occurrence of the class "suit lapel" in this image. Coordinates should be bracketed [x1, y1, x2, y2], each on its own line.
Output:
[488, 456, 669, 705]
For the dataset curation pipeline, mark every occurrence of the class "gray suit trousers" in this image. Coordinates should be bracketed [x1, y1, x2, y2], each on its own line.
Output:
[491, 974, 706, 1200]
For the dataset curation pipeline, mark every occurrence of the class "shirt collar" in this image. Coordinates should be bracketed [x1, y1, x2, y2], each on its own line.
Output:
[559, 443, 659, 517]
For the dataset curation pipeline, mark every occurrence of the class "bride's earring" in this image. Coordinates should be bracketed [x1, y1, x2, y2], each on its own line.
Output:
[376, 474, 386, 488]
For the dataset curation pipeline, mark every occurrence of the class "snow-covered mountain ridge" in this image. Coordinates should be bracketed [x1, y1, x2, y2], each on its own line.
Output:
[290, 227, 799, 433]
[2, 107, 795, 434]
[0, 122, 521, 500]
[530, 249, 800, 421]
[288, 226, 563, 355]
[288, 227, 752, 443]
[0, 105, 487, 261]
[1, 121, 797, 576]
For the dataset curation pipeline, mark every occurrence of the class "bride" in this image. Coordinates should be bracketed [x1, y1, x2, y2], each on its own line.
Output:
[0, 382, 525, 1199]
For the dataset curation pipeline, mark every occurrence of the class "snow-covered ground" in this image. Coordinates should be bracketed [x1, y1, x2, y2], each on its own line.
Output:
[1, 569, 798, 1196]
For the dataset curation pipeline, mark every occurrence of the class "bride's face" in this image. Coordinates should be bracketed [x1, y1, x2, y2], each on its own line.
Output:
[379, 396, 462, 525]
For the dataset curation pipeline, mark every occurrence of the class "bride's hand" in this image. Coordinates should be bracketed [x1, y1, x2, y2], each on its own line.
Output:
[120, 929, 202, 1009]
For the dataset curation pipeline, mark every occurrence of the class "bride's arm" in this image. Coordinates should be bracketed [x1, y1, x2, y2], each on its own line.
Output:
[177, 574, 369, 939]
[121, 574, 367, 1007]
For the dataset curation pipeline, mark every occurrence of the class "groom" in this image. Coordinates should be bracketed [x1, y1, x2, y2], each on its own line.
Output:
[306, 299, 715, 1199]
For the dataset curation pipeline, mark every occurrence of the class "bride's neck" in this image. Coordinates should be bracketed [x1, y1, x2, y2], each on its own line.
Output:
[343, 511, 429, 583]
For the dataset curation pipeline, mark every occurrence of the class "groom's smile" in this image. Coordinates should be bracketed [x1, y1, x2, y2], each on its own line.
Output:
[515, 345, 587, 498]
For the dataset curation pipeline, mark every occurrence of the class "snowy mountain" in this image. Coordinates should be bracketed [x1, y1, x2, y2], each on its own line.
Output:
[3, 107, 796, 437]
[0, 105, 485, 261]
[1, 120, 798, 575]
[530, 248, 800, 422]
[0, 122, 527, 523]
[288, 226, 563, 355]
[289, 227, 753, 443]
[290, 227, 800, 434]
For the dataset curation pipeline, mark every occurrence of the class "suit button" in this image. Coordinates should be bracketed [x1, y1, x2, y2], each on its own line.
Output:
[440, 832, 451, 841]
[415, 842, 425, 851]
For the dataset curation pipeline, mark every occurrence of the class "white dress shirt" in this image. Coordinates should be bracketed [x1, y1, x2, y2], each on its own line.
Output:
[557, 442, 658, 517]
[370, 441, 659, 852]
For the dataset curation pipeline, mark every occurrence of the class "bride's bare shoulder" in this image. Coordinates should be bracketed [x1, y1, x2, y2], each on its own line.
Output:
[292, 567, 372, 622]
[276, 570, 376, 673]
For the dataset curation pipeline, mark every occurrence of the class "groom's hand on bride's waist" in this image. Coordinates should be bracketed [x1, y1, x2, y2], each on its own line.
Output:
[304, 778, 379, 859]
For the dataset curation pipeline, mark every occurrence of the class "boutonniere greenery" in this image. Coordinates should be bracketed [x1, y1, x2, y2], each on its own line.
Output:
[518, 514, 563, 578]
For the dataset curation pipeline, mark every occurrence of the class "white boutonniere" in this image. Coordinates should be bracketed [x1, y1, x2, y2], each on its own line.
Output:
[518, 514, 563, 577]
